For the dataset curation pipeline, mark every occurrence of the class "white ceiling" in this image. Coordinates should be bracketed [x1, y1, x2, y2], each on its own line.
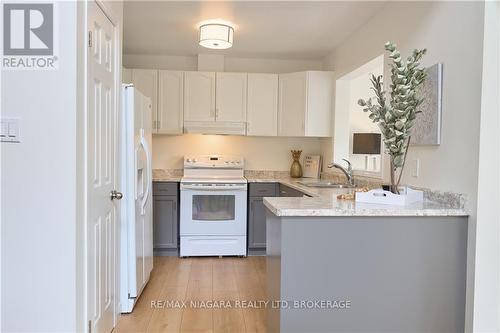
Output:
[123, 1, 386, 60]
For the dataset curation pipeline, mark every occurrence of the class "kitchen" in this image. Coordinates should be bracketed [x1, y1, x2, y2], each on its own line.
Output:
[1, 1, 497, 333]
[116, 1, 478, 332]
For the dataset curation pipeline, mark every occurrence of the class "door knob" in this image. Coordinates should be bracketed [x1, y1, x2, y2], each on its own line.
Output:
[110, 190, 123, 200]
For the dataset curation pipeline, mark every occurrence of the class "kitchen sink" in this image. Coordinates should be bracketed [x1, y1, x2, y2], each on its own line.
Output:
[298, 181, 357, 188]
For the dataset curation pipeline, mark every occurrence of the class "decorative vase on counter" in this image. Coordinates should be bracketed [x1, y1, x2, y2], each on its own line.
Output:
[290, 150, 303, 178]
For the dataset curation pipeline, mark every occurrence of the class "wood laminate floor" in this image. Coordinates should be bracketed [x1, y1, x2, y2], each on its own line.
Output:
[113, 256, 267, 333]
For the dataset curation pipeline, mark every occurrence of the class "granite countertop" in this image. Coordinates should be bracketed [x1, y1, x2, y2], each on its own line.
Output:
[246, 175, 468, 218]
[264, 180, 467, 217]
[152, 169, 468, 217]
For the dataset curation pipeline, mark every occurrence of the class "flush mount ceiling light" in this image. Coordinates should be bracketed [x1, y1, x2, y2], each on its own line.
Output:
[198, 20, 234, 50]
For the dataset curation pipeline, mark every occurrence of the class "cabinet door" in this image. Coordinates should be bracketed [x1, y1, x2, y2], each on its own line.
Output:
[153, 195, 178, 249]
[216, 72, 247, 122]
[278, 72, 307, 137]
[279, 184, 306, 197]
[184, 71, 216, 122]
[247, 73, 278, 136]
[158, 70, 184, 134]
[305, 71, 334, 137]
[132, 69, 158, 131]
[248, 197, 267, 249]
[249, 183, 278, 197]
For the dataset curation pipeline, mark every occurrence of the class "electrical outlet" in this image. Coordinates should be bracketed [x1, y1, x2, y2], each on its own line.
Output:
[411, 159, 420, 177]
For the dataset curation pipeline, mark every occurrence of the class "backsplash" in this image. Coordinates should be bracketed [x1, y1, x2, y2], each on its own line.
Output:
[152, 134, 321, 170]
[244, 170, 291, 180]
[320, 170, 383, 189]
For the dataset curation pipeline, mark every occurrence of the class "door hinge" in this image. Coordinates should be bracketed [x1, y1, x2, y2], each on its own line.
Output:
[88, 320, 92, 333]
[88, 31, 93, 48]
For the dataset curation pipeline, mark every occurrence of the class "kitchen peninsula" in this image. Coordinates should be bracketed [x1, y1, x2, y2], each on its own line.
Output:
[263, 182, 468, 333]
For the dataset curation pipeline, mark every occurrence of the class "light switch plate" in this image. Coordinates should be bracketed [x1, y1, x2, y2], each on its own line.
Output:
[1, 118, 21, 143]
[0, 122, 8, 137]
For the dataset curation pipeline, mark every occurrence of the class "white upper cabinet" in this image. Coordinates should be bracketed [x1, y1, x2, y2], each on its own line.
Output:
[278, 72, 307, 136]
[247, 73, 278, 136]
[184, 71, 216, 122]
[131, 69, 158, 130]
[278, 71, 334, 137]
[158, 70, 184, 134]
[127, 68, 333, 137]
[305, 71, 334, 137]
[215, 72, 247, 122]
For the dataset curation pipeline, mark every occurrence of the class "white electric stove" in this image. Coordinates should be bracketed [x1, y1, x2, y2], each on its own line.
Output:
[180, 155, 247, 257]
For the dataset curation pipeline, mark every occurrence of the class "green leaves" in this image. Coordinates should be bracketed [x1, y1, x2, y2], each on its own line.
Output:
[359, 41, 427, 172]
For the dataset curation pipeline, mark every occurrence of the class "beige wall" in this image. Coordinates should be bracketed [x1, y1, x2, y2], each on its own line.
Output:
[321, 2, 485, 330]
[323, 1, 484, 198]
[123, 54, 198, 70]
[2, 2, 80, 331]
[123, 53, 323, 73]
[153, 134, 321, 170]
[474, 2, 500, 331]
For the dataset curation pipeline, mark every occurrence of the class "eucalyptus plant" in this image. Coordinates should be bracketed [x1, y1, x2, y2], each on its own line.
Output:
[358, 42, 427, 194]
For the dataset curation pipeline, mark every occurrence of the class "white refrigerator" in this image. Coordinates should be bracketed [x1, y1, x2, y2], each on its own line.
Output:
[120, 84, 153, 313]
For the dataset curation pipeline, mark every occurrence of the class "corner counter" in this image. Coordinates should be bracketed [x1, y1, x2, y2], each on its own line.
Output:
[263, 180, 468, 332]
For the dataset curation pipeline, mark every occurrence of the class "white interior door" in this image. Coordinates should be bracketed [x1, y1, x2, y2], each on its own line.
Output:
[87, 2, 117, 332]
[216, 72, 247, 122]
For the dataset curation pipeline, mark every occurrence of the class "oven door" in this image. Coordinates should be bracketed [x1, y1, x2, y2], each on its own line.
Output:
[180, 183, 247, 236]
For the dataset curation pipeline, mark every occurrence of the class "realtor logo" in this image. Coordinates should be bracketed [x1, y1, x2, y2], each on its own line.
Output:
[2, 3, 58, 70]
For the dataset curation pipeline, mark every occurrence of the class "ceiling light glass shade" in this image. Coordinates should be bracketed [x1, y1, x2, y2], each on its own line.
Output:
[199, 23, 234, 49]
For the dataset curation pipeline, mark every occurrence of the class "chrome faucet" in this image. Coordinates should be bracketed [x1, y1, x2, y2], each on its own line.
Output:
[327, 159, 355, 186]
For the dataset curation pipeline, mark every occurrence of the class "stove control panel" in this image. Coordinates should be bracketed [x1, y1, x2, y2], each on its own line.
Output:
[184, 155, 244, 169]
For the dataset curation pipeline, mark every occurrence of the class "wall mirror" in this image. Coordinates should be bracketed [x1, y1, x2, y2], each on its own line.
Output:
[333, 55, 386, 179]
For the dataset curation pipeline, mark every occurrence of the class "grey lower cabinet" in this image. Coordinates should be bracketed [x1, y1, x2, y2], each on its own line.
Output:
[248, 183, 278, 255]
[248, 182, 309, 254]
[279, 183, 306, 197]
[266, 213, 469, 332]
[153, 182, 179, 256]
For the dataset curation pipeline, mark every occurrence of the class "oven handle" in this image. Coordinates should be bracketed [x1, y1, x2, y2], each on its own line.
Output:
[181, 184, 247, 191]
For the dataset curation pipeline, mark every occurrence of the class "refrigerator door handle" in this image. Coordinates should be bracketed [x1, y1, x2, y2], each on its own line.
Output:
[140, 130, 152, 215]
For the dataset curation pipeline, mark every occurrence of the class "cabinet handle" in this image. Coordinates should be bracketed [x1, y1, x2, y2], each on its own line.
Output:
[247, 122, 250, 133]
[157, 120, 161, 129]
